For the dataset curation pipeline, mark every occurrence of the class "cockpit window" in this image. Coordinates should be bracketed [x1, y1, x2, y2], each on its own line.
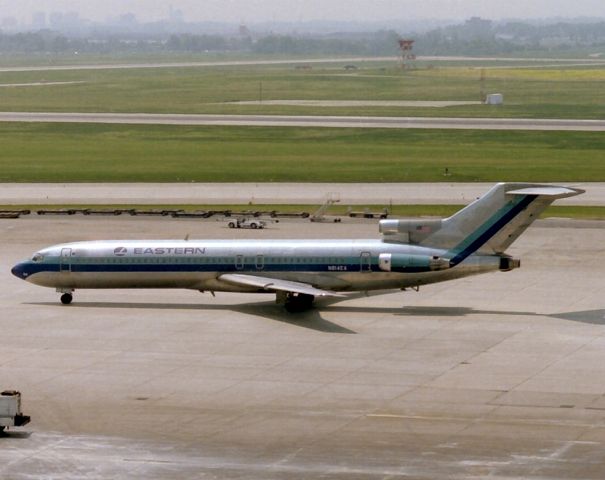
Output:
[32, 253, 44, 262]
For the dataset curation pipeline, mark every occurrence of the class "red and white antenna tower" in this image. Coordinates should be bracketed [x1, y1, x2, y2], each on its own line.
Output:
[398, 39, 416, 69]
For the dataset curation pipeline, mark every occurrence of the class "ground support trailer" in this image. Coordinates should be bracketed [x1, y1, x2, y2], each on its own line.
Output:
[0, 391, 30, 432]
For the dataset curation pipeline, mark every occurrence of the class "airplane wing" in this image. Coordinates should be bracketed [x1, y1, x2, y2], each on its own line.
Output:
[218, 273, 345, 297]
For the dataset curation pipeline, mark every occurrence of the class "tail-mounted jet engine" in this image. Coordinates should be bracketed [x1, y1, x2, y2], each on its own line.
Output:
[499, 256, 521, 272]
[379, 219, 443, 244]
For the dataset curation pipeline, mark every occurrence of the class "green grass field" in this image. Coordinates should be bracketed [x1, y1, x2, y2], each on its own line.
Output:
[0, 123, 603, 183]
[0, 57, 602, 218]
[0, 60, 604, 119]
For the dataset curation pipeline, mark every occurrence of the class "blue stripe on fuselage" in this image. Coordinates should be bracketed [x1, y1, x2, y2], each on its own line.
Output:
[18, 261, 389, 276]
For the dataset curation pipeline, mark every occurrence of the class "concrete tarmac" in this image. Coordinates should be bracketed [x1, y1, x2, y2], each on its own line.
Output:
[1, 215, 604, 479]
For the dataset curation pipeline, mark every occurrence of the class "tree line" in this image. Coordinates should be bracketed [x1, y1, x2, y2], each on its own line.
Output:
[1, 20, 605, 56]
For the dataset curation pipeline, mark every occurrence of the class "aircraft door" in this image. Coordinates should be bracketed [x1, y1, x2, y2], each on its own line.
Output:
[255, 255, 264, 271]
[60, 248, 72, 272]
[360, 251, 372, 272]
[235, 255, 244, 270]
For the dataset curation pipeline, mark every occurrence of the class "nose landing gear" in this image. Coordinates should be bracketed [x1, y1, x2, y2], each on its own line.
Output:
[60, 293, 73, 305]
[57, 289, 74, 305]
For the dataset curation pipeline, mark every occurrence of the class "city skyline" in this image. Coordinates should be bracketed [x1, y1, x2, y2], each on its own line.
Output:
[0, 0, 603, 26]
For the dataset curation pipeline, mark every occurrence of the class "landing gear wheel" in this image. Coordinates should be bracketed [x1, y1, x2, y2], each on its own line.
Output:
[284, 293, 315, 313]
[60, 293, 73, 305]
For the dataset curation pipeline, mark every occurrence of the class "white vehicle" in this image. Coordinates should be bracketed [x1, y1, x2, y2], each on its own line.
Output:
[227, 218, 266, 229]
[0, 391, 30, 432]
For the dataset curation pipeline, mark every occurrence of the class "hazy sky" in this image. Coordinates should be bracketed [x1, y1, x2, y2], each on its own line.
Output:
[2, 0, 604, 23]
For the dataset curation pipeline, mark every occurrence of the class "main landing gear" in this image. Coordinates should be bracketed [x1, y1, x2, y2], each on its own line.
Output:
[57, 289, 74, 305]
[282, 293, 315, 313]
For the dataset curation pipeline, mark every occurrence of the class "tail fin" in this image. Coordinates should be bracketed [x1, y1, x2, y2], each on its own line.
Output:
[436, 183, 583, 265]
[379, 183, 584, 257]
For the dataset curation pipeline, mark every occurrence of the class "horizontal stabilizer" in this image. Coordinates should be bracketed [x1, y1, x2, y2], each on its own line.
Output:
[219, 273, 345, 297]
[507, 186, 585, 198]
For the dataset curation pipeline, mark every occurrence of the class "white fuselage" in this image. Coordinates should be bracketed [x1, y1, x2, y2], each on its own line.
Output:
[12, 239, 503, 294]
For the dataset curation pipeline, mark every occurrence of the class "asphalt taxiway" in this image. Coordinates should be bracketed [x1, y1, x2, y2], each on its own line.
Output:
[0, 55, 602, 73]
[0, 182, 602, 206]
[1, 215, 604, 479]
[1, 111, 605, 131]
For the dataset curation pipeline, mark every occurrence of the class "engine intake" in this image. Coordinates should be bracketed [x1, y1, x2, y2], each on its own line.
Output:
[379, 219, 443, 244]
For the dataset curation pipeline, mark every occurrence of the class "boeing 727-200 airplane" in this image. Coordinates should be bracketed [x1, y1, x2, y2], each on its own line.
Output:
[12, 183, 583, 312]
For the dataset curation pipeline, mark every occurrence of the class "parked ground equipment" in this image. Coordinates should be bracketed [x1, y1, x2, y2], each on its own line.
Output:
[0, 391, 30, 432]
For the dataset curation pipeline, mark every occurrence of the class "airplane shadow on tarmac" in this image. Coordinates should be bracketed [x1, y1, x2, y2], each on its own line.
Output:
[28, 294, 605, 333]
[0, 430, 31, 439]
[323, 304, 605, 326]
[30, 300, 357, 334]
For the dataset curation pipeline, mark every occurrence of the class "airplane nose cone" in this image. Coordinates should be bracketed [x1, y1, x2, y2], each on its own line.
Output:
[11, 262, 27, 280]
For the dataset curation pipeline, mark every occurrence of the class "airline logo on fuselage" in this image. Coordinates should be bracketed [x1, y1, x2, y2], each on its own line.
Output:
[113, 247, 206, 256]
[134, 247, 206, 255]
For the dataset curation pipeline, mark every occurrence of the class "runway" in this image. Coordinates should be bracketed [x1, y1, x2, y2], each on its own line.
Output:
[0, 55, 602, 73]
[0, 182, 602, 206]
[1, 111, 605, 131]
[1, 215, 604, 479]
[0, 56, 397, 73]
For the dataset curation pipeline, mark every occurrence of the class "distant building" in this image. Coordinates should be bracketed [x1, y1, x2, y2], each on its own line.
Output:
[239, 24, 251, 37]
[463, 17, 493, 40]
[116, 13, 138, 28]
[32, 12, 46, 29]
[169, 5, 184, 23]
[1, 16, 18, 31]
[49, 12, 64, 29]
[485, 93, 503, 105]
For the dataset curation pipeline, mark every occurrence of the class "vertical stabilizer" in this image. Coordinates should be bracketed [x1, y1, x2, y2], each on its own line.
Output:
[419, 183, 584, 261]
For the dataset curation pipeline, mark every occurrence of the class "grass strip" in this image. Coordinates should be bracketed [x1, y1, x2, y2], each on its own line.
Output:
[2, 204, 604, 220]
[1, 123, 604, 183]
